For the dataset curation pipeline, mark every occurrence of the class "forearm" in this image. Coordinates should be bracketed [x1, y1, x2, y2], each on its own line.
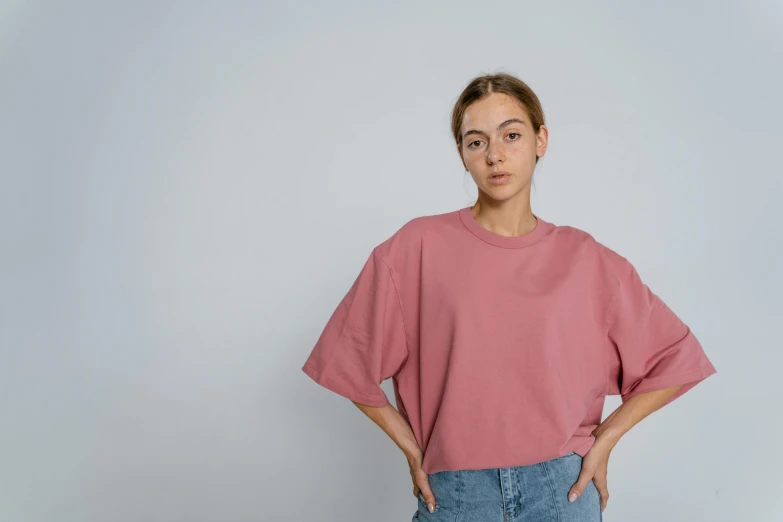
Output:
[352, 400, 421, 461]
[591, 385, 682, 448]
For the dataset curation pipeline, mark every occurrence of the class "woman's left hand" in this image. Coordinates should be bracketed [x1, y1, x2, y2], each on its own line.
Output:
[568, 434, 613, 512]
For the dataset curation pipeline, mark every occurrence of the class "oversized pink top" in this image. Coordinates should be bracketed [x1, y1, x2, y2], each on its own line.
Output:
[301, 207, 717, 474]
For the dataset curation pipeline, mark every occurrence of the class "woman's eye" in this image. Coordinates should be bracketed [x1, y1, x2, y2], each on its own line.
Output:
[508, 133, 520, 140]
[469, 140, 481, 148]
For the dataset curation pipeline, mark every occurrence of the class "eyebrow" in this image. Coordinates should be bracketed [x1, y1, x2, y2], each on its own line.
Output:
[462, 118, 526, 140]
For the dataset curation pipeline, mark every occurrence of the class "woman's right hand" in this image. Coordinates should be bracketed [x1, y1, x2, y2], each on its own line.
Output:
[407, 449, 436, 513]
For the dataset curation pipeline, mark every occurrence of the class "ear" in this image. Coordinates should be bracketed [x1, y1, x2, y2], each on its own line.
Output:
[536, 125, 549, 158]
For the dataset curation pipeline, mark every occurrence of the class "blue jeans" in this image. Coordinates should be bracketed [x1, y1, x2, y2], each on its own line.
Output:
[413, 451, 602, 521]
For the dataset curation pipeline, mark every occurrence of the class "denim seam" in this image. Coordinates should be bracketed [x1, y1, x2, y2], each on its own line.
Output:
[541, 460, 562, 522]
[453, 470, 462, 522]
[498, 469, 507, 519]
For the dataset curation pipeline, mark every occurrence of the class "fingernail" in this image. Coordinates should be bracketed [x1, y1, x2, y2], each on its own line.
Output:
[569, 492, 577, 502]
[428, 503, 434, 512]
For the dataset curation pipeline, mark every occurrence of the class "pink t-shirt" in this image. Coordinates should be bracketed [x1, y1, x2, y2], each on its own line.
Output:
[301, 207, 717, 474]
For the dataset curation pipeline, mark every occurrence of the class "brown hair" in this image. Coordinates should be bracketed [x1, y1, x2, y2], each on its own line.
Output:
[451, 73, 546, 164]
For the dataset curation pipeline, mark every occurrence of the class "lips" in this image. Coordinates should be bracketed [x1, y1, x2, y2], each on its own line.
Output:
[488, 171, 511, 185]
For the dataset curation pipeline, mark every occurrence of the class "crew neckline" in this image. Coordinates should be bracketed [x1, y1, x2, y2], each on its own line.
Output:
[458, 206, 550, 249]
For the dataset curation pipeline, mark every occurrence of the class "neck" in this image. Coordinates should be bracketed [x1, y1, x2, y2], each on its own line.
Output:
[470, 199, 537, 238]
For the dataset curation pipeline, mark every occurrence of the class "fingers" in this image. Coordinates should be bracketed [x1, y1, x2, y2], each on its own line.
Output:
[418, 478, 436, 513]
[593, 474, 609, 512]
[568, 467, 593, 503]
[409, 459, 437, 513]
[569, 472, 610, 511]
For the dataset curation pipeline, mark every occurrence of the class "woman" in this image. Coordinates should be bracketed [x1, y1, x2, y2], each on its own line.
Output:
[301, 73, 717, 521]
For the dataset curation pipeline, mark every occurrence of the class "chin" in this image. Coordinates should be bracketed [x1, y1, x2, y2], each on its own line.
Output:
[482, 186, 520, 201]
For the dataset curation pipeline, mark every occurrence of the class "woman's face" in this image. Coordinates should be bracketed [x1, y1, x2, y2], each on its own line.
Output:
[458, 92, 548, 202]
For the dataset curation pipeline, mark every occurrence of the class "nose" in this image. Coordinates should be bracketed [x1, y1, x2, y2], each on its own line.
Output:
[487, 141, 504, 164]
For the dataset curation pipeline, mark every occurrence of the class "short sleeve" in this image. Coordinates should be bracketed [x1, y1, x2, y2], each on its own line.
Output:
[605, 257, 717, 409]
[301, 248, 408, 407]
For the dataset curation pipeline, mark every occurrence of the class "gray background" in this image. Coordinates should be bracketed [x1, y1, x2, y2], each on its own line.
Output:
[1, 1, 780, 521]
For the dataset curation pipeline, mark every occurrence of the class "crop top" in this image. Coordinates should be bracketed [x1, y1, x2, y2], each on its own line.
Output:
[301, 206, 718, 474]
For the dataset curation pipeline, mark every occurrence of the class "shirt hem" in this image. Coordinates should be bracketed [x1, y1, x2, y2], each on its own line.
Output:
[620, 365, 717, 403]
[302, 363, 390, 407]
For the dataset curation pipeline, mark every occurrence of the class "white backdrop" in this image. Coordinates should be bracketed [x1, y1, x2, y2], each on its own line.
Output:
[1, 1, 780, 521]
